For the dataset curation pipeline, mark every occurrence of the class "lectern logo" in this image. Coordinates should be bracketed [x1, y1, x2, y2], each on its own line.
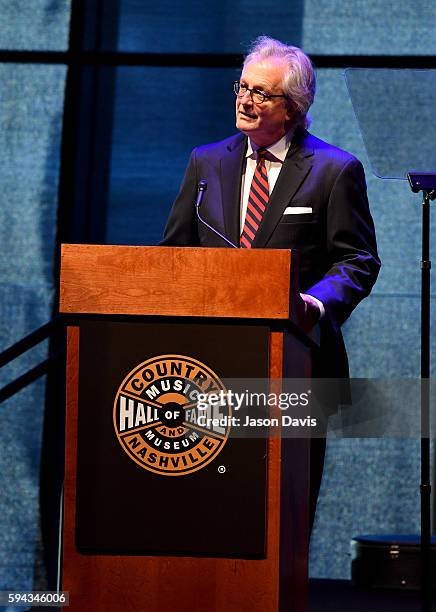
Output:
[113, 355, 231, 476]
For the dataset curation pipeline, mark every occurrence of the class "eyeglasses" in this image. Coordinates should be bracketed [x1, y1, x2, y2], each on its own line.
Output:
[233, 80, 287, 104]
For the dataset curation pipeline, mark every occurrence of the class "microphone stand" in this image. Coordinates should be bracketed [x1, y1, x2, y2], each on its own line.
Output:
[407, 172, 436, 612]
[195, 180, 238, 249]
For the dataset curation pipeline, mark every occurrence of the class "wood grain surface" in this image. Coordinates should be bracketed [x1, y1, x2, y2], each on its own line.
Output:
[59, 244, 295, 320]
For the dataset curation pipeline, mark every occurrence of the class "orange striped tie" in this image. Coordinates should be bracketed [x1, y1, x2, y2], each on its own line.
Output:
[240, 148, 269, 248]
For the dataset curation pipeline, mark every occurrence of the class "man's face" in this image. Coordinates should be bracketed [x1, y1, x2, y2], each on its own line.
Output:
[235, 58, 294, 147]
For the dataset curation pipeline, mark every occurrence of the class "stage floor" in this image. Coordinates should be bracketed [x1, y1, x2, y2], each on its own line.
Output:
[310, 579, 436, 611]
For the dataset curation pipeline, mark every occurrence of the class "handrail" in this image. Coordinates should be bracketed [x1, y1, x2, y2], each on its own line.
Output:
[0, 316, 65, 404]
[0, 316, 63, 368]
[0, 349, 65, 404]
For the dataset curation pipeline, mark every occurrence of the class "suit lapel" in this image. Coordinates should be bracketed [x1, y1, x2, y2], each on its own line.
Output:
[220, 134, 247, 247]
[252, 134, 314, 248]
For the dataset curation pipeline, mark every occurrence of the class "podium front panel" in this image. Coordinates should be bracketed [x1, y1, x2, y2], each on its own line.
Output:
[76, 320, 269, 557]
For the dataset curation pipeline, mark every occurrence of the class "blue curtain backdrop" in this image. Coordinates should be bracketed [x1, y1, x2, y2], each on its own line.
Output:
[0, 0, 70, 603]
[1, 0, 436, 595]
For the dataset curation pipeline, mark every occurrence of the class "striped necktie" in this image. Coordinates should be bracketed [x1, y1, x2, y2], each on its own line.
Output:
[240, 148, 269, 248]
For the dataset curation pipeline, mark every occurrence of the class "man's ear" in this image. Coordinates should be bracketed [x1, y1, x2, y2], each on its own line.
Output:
[285, 102, 297, 123]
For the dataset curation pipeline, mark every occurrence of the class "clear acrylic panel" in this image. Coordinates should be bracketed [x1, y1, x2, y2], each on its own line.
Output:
[345, 68, 436, 179]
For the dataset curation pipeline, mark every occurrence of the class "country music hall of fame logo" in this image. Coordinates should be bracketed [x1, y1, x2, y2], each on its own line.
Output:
[113, 355, 231, 476]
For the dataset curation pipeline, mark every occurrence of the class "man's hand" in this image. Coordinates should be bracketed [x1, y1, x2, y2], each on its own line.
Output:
[299, 293, 322, 332]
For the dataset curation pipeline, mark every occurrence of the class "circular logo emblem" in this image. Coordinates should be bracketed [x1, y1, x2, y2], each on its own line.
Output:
[113, 355, 231, 476]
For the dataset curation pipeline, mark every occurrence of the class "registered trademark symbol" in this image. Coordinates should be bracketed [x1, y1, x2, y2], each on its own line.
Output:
[218, 465, 226, 474]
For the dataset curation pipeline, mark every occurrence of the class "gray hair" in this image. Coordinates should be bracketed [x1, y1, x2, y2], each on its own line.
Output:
[243, 36, 316, 130]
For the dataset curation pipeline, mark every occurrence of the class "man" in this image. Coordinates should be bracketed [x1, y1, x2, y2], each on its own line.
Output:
[161, 36, 380, 527]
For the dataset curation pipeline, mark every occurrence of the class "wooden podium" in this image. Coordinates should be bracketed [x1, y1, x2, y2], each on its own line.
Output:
[59, 244, 314, 612]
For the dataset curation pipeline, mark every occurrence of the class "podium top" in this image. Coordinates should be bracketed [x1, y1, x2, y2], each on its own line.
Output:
[59, 244, 298, 321]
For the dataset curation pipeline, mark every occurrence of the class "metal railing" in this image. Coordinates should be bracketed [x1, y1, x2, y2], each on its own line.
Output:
[0, 316, 65, 404]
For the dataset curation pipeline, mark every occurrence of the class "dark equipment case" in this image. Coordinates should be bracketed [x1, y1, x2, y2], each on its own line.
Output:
[351, 535, 436, 590]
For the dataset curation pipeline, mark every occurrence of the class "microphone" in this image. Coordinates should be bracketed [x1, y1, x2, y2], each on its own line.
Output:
[196, 179, 208, 208]
[195, 180, 238, 249]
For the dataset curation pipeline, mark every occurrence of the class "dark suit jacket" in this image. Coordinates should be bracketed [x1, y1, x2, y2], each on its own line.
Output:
[161, 130, 380, 389]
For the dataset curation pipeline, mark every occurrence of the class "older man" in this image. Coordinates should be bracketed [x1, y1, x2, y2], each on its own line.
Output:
[161, 36, 380, 527]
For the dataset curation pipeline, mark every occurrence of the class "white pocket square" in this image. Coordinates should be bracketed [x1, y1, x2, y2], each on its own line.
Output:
[283, 206, 313, 215]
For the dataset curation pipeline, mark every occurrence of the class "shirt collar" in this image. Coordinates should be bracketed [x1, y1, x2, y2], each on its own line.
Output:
[246, 127, 295, 162]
